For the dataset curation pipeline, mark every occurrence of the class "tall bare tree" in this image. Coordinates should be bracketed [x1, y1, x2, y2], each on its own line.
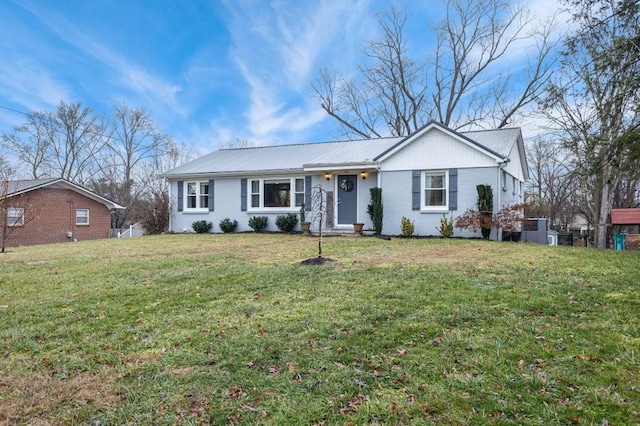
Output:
[542, 0, 640, 247]
[1, 101, 108, 185]
[313, 1, 558, 138]
[432, 0, 558, 129]
[525, 137, 578, 230]
[314, 7, 428, 138]
[91, 102, 174, 228]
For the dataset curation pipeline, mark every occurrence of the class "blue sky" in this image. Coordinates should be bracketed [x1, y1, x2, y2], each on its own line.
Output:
[0, 0, 560, 156]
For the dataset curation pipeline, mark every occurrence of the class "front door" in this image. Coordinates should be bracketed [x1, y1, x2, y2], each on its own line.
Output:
[337, 174, 357, 225]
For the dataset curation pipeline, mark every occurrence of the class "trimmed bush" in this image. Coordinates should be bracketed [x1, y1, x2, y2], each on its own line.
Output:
[219, 218, 238, 233]
[477, 184, 493, 239]
[437, 214, 454, 238]
[400, 216, 415, 237]
[248, 216, 268, 232]
[192, 220, 213, 233]
[275, 213, 298, 233]
[368, 187, 383, 235]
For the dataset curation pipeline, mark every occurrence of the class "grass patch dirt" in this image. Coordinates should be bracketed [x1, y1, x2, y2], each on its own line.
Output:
[0, 234, 639, 424]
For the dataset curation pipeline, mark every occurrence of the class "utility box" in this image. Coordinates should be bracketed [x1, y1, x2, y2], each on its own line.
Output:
[521, 218, 549, 244]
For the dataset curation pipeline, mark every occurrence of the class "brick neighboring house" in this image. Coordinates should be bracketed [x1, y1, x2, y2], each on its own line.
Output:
[1, 178, 124, 248]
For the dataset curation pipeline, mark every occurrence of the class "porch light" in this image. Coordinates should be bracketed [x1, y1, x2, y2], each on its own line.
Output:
[325, 173, 331, 181]
[361, 171, 367, 180]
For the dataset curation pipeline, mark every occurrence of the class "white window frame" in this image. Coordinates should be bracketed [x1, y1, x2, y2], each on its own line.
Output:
[502, 170, 507, 191]
[248, 177, 305, 211]
[421, 170, 448, 211]
[184, 181, 209, 211]
[512, 176, 517, 195]
[7, 207, 24, 227]
[76, 208, 89, 225]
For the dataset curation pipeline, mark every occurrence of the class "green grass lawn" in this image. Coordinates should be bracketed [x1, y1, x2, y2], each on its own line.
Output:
[0, 234, 639, 425]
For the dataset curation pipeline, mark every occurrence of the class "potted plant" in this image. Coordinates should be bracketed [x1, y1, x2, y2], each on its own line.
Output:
[300, 203, 311, 235]
[353, 222, 364, 235]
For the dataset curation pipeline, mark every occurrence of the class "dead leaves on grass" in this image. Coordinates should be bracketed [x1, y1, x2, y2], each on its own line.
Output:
[0, 369, 120, 424]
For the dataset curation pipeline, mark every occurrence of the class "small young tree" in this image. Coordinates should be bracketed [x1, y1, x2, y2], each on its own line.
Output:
[0, 177, 41, 253]
[305, 184, 332, 258]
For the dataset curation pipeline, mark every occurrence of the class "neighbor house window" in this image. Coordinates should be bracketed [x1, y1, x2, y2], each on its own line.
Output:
[7, 207, 24, 227]
[76, 209, 89, 225]
[512, 176, 517, 195]
[422, 171, 448, 209]
[502, 170, 507, 191]
[185, 181, 209, 210]
[249, 177, 305, 209]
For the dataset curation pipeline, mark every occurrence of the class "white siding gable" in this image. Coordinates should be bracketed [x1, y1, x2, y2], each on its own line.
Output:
[503, 138, 527, 182]
[379, 127, 499, 172]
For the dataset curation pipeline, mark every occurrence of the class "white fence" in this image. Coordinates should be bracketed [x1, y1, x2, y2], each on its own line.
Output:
[114, 222, 145, 238]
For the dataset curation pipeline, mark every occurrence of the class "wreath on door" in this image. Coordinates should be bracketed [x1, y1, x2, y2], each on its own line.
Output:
[340, 179, 354, 192]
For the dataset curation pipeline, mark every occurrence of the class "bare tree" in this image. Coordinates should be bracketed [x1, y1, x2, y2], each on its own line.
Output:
[432, 0, 559, 129]
[133, 138, 192, 232]
[313, 7, 428, 138]
[1, 101, 108, 185]
[313, 1, 559, 138]
[91, 102, 174, 228]
[218, 138, 253, 149]
[0, 171, 40, 253]
[525, 137, 577, 230]
[541, 0, 640, 247]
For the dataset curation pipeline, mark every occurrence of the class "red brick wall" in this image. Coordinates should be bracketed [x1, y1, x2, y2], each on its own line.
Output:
[4, 188, 113, 247]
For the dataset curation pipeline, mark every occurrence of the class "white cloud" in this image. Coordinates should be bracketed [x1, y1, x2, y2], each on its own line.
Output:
[0, 57, 70, 112]
[16, 2, 184, 117]
[220, 0, 375, 144]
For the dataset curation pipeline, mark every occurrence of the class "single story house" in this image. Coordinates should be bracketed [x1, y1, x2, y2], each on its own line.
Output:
[162, 121, 528, 238]
[1, 178, 124, 247]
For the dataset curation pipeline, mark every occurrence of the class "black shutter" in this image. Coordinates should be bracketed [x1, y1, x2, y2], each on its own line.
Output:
[304, 175, 312, 210]
[240, 179, 247, 211]
[208, 179, 214, 212]
[449, 169, 458, 211]
[177, 181, 184, 212]
[412, 170, 420, 211]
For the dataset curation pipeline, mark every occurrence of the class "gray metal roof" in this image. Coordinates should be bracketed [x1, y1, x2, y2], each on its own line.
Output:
[163, 137, 403, 177]
[4, 178, 59, 196]
[461, 128, 521, 158]
[3, 178, 124, 209]
[163, 126, 522, 178]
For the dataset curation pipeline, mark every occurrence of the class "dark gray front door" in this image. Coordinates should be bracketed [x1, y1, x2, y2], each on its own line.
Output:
[337, 174, 357, 225]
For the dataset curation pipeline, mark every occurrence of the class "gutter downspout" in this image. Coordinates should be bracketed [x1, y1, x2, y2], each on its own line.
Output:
[497, 159, 510, 242]
[167, 179, 173, 233]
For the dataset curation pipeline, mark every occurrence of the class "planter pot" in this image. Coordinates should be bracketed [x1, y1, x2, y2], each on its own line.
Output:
[353, 222, 364, 235]
[301, 222, 311, 236]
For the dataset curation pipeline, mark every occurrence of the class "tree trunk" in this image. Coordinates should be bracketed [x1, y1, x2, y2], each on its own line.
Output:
[595, 178, 612, 248]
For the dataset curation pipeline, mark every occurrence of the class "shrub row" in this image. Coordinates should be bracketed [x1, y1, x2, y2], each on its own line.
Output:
[191, 214, 299, 234]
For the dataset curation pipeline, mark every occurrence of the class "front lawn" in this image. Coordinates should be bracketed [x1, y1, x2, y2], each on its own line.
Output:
[0, 234, 638, 424]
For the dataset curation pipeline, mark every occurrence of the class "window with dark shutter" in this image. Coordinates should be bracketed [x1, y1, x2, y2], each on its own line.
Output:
[449, 168, 458, 211]
[177, 181, 184, 212]
[240, 179, 247, 211]
[208, 179, 215, 211]
[412, 170, 420, 210]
